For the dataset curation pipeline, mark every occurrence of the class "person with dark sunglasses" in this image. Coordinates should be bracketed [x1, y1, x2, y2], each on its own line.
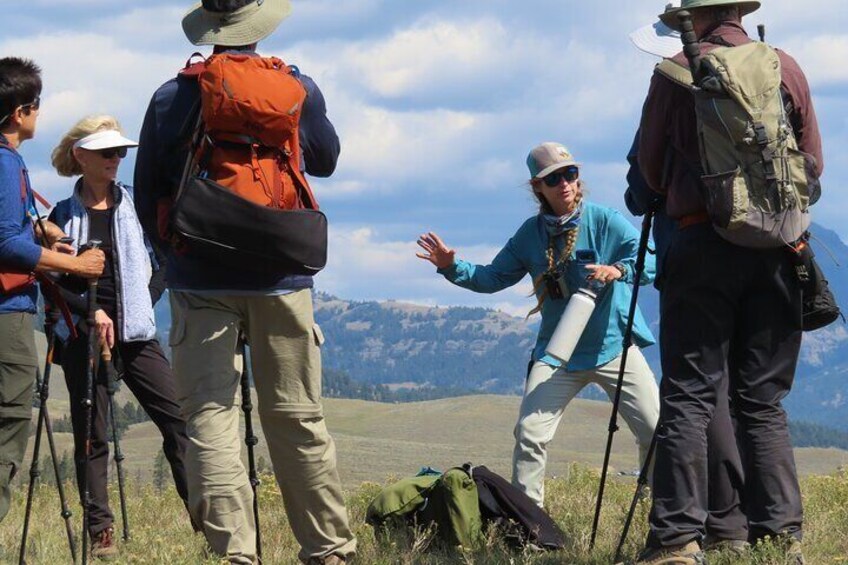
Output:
[45, 115, 193, 559]
[1, 58, 105, 530]
[416, 142, 660, 508]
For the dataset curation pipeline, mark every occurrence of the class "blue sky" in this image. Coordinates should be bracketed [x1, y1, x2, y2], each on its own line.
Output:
[4, 0, 846, 316]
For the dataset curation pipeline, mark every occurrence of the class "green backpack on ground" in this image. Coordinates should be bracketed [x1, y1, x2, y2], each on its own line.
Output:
[366, 466, 484, 549]
[657, 41, 820, 248]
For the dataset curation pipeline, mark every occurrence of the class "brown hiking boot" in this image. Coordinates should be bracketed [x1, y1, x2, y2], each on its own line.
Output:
[631, 541, 705, 564]
[786, 537, 805, 565]
[90, 526, 119, 560]
[703, 535, 750, 555]
[305, 555, 348, 565]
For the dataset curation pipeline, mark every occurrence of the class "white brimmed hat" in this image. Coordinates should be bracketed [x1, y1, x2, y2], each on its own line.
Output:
[527, 143, 581, 179]
[629, 20, 682, 59]
[73, 129, 138, 151]
[182, 0, 292, 47]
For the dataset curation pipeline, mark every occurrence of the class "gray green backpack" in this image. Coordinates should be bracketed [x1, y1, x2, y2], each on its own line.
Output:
[657, 41, 820, 248]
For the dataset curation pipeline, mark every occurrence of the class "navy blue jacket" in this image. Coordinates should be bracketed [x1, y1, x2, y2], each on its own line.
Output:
[133, 52, 340, 292]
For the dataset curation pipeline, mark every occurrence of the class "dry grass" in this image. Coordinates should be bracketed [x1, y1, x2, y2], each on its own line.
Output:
[1, 465, 846, 564]
[15, 339, 848, 564]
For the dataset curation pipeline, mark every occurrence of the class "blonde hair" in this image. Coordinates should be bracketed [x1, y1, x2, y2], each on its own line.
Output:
[526, 179, 585, 318]
[51, 115, 123, 177]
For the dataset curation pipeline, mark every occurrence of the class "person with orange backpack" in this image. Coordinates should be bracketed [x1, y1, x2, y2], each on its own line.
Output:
[133, 2, 354, 564]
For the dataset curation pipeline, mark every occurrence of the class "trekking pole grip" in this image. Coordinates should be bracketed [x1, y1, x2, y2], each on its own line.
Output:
[677, 11, 702, 81]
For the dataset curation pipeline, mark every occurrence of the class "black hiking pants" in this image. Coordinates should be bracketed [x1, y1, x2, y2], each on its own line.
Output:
[705, 373, 747, 542]
[647, 223, 803, 547]
[61, 336, 190, 536]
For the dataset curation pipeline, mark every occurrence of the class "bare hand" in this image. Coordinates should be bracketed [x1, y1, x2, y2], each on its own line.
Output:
[36, 220, 67, 246]
[95, 309, 115, 349]
[585, 264, 623, 285]
[51, 241, 76, 255]
[416, 232, 456, 270]
[73, 249, 105, 278]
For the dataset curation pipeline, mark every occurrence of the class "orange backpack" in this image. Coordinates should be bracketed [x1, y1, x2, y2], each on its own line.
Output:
[170, 53, 328, 275]
[194, 53, 318, 210]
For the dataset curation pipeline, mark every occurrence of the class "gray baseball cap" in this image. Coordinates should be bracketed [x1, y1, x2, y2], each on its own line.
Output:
[526, 142, 581, 179]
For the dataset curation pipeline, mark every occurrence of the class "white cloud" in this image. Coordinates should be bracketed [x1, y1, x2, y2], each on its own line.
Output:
[781, 35, 848, 87]
[0, 33, 177, 141]
[318, 224, 533, 313]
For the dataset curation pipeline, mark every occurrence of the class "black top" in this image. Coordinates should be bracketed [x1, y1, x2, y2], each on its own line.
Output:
[86, 207, 118, 320]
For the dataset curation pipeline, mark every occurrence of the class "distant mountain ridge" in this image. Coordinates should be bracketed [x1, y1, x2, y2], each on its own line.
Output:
[154, 222, 848, 430]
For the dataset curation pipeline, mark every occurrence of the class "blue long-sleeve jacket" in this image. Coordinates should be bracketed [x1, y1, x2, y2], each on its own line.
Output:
[133, 52, 340, 292]
[438, 201, 656, 372]
[0, 135, 41, 313]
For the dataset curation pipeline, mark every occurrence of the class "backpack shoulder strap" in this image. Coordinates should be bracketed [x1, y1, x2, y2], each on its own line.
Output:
[655, 59, 693, 89]
[0, 140, 30, 205]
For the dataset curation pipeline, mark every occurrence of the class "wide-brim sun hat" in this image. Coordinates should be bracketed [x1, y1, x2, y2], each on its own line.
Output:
[182, 0, 292, 47]
[73, 130, 138, 151]
[629, 20, 682, 59]
[659, 0, 760, 32]
[527, 142, 581, 180]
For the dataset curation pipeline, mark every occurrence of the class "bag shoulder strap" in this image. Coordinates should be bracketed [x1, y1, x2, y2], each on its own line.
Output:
[655, 59, 693, 89]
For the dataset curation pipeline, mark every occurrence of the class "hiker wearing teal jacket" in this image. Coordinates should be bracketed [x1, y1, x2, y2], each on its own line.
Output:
[417, 143, 659, 506]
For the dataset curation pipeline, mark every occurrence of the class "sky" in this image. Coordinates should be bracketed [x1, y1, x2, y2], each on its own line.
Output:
[3, 0, 847, 317]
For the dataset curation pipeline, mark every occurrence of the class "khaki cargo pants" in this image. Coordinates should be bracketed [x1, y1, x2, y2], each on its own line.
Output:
[0, 313, 38, 523]
[169, 289, 356, 564]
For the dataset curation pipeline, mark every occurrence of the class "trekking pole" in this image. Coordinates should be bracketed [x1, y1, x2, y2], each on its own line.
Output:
[19, 308, 78, 564]
[677, 11, 724, 94]
[239, 335, 262, 558]
[614, 432, 658, 562]
[81, 239, 102, 565]
[101, 342, 130, 541]
[589, 210, 654, 550]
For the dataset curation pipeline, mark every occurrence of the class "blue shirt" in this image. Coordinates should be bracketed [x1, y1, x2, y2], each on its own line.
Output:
[437, 201, 656, 372]
[0, 135, 40, 313]
[133, 51, 340, 292]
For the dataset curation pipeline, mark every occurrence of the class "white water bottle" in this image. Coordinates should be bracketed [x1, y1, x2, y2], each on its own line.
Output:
[545, 288, 597, 364]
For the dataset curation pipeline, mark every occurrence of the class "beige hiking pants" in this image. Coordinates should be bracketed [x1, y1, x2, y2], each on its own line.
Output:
[512, 346, 659, 506]
[169, 289, 356, 564]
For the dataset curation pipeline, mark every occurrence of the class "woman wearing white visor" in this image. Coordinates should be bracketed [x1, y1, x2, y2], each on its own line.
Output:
[48, 116, 193, 559]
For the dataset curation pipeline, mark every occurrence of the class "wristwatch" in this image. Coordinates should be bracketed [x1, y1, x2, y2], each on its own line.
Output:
[612, 262, 628, 280]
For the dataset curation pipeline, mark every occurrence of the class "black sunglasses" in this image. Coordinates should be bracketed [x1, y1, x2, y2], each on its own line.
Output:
[20, 96, 40, 113]
[98, 147, 128, 159]
[542, 166, 579, 188]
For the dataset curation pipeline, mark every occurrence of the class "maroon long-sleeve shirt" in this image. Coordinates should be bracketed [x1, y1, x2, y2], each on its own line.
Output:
[637, 21, 824, 220]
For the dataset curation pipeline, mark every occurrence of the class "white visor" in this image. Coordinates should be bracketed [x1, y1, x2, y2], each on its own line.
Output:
[73, 129, 139, 151]
[629, 21, 682, 59]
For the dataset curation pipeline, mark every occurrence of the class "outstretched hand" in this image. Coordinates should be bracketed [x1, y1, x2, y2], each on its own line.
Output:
[416, 232, 456, 270]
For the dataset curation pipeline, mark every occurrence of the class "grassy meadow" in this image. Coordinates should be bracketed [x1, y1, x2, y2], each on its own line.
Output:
[1, 391, 847, 563]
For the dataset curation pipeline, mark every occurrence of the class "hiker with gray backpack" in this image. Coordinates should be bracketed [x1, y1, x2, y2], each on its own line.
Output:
[629, 1, 824, 563]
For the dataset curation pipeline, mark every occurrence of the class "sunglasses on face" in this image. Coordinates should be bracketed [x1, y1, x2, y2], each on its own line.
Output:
[20, 96, 40, 113]
[98, 147, 128, 159]
[542, 166, 579, 188]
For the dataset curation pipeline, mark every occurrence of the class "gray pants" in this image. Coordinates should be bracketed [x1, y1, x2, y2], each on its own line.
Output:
[0, 313, 37, 523]
[512, 346, 659, 506]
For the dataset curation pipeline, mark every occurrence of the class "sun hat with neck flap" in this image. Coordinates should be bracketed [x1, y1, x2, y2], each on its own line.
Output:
[659, 0, 760, 31]
[182, 0, 292, 47]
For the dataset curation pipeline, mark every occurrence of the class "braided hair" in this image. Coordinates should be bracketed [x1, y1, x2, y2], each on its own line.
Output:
[527, 180, 585, 318]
